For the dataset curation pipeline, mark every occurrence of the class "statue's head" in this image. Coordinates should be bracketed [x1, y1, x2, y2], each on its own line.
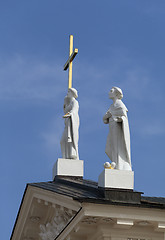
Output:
[68, 88, 78, 99]
[109, 87, 123, 100]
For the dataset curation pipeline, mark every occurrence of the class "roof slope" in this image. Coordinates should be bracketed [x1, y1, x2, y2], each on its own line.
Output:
[29, 176, 165, 209]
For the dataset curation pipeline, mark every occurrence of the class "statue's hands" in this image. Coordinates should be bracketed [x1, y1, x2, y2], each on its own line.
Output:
[103, 111, 112, 119]
[103, 111, 112, 124]
[63, 112, 71, 118]
[106, 111, 112, 118]
[116, 117, 122, 122]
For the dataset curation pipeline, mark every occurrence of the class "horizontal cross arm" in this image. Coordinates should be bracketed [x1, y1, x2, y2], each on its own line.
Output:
[63, 48, 78, 71]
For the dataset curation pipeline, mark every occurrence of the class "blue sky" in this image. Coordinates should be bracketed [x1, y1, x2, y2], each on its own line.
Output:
[1, 1, 165, 239]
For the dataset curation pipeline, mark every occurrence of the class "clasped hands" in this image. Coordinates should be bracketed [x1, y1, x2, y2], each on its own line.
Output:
[105, 111, 122, 122]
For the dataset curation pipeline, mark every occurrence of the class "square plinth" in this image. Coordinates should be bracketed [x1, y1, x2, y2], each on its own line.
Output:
[98, 169, 134, 190]
[52, 158, 84, 180]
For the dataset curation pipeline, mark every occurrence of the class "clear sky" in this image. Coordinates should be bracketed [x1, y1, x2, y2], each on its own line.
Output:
[1, 1, 165, 239]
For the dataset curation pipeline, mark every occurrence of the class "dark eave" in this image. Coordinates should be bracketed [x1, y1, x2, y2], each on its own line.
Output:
[29, 176, 165, 209]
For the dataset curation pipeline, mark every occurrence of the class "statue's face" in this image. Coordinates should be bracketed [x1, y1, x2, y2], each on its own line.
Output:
[109, 88, 116, 99]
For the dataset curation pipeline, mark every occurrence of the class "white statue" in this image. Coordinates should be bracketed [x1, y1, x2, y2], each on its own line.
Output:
[103, 87, 132, 171]
[60, 88, 79, 160]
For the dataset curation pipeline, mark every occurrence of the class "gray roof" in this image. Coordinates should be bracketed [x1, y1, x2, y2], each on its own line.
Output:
[29, 176, 165, 209]
[10, 176, 165, 240]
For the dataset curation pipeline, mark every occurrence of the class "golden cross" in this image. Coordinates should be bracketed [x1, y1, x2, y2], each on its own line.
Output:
[63, 35, 78, 89]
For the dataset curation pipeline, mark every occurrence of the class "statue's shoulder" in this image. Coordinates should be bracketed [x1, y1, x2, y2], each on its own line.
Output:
[114, 100, 128, 111]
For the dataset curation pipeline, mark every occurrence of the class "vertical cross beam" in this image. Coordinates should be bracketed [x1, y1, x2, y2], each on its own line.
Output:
[63, 35, 78, 89]
[68, 35, 73, 89]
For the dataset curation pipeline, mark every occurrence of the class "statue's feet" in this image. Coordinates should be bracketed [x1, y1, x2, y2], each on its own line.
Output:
[111, 162, 116, 169]
[104, 161, 116, 169]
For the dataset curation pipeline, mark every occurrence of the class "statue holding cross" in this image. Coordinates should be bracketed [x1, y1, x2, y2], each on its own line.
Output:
[60, 35, 80, 160]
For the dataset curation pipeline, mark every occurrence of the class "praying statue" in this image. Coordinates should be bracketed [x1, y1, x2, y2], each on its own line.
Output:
[103, 87, 132, 170]
[60, 88, 79, 160]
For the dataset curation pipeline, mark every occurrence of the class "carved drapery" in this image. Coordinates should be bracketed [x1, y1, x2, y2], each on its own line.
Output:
[39, 208, 73, 240]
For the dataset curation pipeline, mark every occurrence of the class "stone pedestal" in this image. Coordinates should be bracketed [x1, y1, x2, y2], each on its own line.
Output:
[98, 169, 134, 190]
[52, 158, 84, 180]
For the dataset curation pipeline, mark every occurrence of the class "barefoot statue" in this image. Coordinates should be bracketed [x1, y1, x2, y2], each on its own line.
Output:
[60, 88, 79, 160]
[103, 87, 132, 170]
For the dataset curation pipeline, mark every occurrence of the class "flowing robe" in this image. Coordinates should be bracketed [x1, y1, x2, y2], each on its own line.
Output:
[103, 100, 132, 170]
[60, 96, 79, 160]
